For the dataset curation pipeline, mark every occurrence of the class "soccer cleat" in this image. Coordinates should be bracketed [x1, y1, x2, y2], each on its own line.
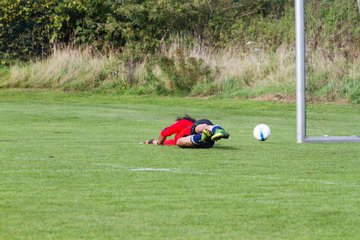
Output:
[211, 129, 230, 141]
[199, 129, 212, 143]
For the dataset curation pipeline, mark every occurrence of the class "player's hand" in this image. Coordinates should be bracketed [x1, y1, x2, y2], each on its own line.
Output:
[144, 139, 153, 144]
[144, 139, 158, 145]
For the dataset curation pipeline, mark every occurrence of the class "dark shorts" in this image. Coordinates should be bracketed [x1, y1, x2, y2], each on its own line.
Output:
[190, 119, 213, 134]
[191, 119, 215, 148]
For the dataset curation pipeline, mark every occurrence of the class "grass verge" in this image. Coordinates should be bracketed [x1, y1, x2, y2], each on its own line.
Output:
[0, 90, 359, 239]
[3, 39, 360, 102]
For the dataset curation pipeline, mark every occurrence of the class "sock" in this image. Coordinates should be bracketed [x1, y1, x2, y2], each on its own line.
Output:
[190, 133, 202, 145]
[211, 125, 223, 134]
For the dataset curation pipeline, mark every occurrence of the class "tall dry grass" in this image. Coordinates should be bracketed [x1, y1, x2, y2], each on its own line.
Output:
[8, 46, 127, 91]
[6, 38, 360, 102]
[156, 38, 296, 96]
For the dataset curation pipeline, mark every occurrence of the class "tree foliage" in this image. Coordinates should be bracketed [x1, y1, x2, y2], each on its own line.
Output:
[0, 0, 359, 63]
[0, 0, 83, 62]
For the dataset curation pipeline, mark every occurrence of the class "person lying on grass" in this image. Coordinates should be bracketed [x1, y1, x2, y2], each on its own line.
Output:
[144, 115, 230, 148]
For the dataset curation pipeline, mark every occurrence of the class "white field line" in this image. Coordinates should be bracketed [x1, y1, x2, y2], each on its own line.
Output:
[247, 175, 360, 188]
[128, 167, 205, 175]
[4, 159, 358, 186]
[3, 159, 204, 175]
[129, 167, 179, 172]
[91, 163, 204, 174]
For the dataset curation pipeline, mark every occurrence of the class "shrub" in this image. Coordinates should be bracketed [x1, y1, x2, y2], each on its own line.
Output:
[157, 49, 214, 94]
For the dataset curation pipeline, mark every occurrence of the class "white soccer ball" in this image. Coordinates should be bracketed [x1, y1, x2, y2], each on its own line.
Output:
[253, 124, 271, 141]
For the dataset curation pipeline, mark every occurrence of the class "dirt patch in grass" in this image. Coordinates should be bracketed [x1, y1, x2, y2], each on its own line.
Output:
[252, 94, 350, 104]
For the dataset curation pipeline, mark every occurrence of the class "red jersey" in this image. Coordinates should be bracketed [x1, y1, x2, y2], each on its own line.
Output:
[160, 119, 194, 145]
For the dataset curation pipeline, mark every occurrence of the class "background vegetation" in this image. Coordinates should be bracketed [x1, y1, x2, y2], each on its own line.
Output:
[0, 0, 359, 102]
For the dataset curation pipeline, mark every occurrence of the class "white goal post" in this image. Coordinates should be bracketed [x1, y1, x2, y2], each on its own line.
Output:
[295, 0, 360, 143]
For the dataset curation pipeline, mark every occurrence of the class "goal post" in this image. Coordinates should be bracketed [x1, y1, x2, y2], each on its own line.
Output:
[295, 0, 360, 143]
[295, 0, 306, 143]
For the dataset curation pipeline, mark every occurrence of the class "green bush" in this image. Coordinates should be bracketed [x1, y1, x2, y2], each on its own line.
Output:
[1, 0, 359, 63]
[157, 49, 214, 94]
[0, 0, 84, 64]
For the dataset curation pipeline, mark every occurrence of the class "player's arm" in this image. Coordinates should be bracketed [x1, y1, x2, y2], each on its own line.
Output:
[156, 135, 166, 145]
[155, 121, 180, 145]
[144, 135, 165, 145]
[144, 120, 181, 145]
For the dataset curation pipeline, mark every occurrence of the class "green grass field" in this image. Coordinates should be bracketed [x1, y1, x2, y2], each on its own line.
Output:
[1, 90, 359, 239]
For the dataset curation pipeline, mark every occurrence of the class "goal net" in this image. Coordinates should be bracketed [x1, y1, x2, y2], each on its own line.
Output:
[296, 0, 360, 143]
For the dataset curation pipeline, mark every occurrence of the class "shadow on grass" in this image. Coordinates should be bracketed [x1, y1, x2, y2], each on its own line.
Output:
[213, 145, 241, 150]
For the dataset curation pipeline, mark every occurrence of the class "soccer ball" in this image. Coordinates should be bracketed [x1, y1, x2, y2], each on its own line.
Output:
[253, 124, 271, 141]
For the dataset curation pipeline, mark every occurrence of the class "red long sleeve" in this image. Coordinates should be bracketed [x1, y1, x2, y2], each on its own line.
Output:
[160, 119, 193, 137]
